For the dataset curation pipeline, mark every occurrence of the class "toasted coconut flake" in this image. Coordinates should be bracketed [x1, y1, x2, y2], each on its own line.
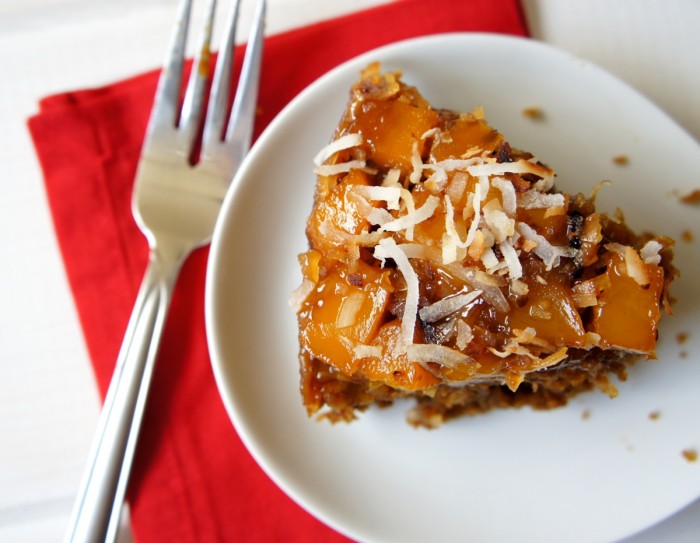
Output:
[380, 195, 439, 234]
[583, 332, 601, 349]
[474, 269, 505, 287]
[518, 190, 565, 209]
[517, 222, 575, 270]
[511, 327, 554, 350]
[481, 247, 499, 270]
[314, 160, 366, 176]
[313, 133, 363, 166]
[467, 159, 554, 185]
[353, 344, 383, 359]
[464, 177, 486, 248]
[425, 157, 483, 173]
[376, 242, 442, 263]
[530, 304, 552, 320]
[424, 168, 448, 192]
[420, 127, 441, 140]
[461, 146, 483, 159]
[492, 177, 517, 216]
[543, 206, 566, 218]
[419, 290, 482, 323]
[499, 240, 522, 279]
[571, 280, 599, 308]
[409, 141, 423, 184]
[442, 196, 468, 264]
[467, 230, 488, 260]
[444, 264, 510, 313]
[604, 242, 627, 255]
[377, 238, 418, 351]
[367, 208, 394, 226]
[640, 240, 663, 265]
[624, 246, 650, 286]
[455, 320, 474, 350]
[407, 343, 476, 369]
[382, 168, 402, 188]
[446, 172, 469, 204]
[511, 279, 529, 296]
[347, 191, 394, 226]
[521, 238, 538, 253]
[318, 220, 385, 246]
[536, 347, 569, 369]
[289, 279, 315, 313]
[488, 343, 537, 360]
[398, 188, 417, 240]
[483, 200, 515, 242]
[353, 185, 402, 210]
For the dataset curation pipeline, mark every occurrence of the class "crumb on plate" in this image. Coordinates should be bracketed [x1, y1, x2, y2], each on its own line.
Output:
[679, 189, 700, 205]
[522, 106, 545, 120]
[682, 448, 698, 462]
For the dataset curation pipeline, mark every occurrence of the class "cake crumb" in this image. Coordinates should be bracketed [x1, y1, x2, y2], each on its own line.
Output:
[522, 106, 545, 120]
[612, 155, 629, 166]
[679, 189, 700, 205]
[581, 409, 590, 420]
[676, 331, 689, 344]
[682, 448, 698, 462]
[648, 410, 661, 420]
[681, 229, 694, 243]
[679, 350, 688, 359]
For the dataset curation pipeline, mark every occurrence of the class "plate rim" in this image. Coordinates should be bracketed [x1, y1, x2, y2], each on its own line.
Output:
[205, 32, 700, 543]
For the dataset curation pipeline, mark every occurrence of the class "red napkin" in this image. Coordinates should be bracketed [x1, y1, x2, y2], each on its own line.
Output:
[29, 0, 528, 541]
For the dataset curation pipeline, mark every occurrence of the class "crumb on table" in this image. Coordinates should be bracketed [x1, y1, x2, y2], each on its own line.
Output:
[648, 410, 661, 420]
[581, 409, 590, 420]
[612, 155, 629, 166]
[681, 229, 694, 243]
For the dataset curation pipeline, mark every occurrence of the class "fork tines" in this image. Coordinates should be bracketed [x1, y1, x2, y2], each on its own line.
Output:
[147, 0, 266, 171]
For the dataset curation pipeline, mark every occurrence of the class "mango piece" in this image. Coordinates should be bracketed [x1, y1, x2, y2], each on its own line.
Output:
[298, 261, 392, 375]
[590, 253, 664, 354]
[349, 99, 438, 172]
[429, 115, 503, 161]
[507, 280, 587, 347]
[306, 168, 373, 253]
[360, 321, 442, 391]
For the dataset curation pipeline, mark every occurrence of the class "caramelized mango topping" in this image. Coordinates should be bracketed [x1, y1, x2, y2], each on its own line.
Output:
[294, 64, 674, 420]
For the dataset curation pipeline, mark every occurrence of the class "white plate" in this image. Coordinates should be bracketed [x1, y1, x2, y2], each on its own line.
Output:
[206, 34, 700, 543]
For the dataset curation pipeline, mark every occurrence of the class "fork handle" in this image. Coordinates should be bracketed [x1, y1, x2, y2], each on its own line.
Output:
[65, 249, 181, 543]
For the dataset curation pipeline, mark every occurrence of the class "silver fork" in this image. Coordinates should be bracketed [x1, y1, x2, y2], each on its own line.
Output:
[64, 1, 265, 541]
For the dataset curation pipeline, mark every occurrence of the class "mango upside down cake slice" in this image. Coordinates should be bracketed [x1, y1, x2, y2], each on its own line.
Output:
[291, 63, 675, 427]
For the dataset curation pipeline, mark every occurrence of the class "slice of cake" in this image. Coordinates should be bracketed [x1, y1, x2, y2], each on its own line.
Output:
[291, 63, 675, 427]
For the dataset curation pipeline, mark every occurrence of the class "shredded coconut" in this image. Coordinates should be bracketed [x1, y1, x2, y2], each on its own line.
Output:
[518, 190, 565, 209]
[380, 195, 439, 234]
[376, 238, 419, 351]
[313, 133, 363, 166]
[640, 240, 663, 265]
[314, 159, 366, 176]
[407, 343, 476, 369]
[418, 290, 482, 323]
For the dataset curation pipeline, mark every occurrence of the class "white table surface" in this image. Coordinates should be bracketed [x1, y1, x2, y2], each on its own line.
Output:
[1, 1, 698, 541]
